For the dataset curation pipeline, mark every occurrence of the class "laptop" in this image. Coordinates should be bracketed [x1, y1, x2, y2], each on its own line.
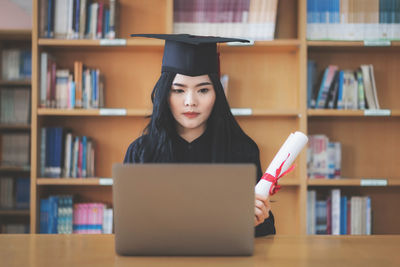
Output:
[112, 163, 255, 256]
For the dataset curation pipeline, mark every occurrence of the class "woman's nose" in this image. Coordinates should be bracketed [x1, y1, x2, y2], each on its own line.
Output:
[184, 91, 197, 106]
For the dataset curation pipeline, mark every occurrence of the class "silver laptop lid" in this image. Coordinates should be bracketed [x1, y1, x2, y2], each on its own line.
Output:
[112, 163, 255, 256]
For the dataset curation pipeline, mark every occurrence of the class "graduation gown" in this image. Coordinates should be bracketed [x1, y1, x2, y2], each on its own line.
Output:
[124, 128, 276, 237]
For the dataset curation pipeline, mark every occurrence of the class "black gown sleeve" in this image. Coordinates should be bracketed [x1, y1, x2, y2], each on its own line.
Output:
[250, 141, 277, 237]
[123, 137, 142, 163]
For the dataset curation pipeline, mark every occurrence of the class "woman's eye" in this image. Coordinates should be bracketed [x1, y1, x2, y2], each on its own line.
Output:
[199, 88, 209, 94]
[171, 89, 184, 93]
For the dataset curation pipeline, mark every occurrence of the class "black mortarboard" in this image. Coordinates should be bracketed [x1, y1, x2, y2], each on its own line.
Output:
[130, 34, 250, 76]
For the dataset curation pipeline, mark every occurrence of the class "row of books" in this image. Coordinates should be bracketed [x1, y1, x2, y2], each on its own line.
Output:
[41, 127, 95, 178]
[1, 133, 30, 167]
[40, 53, 105, 109]
[40, 195, 113, 234]
[0, 88, 31, 124]
[74, 202, 113, 234]
[1, 49, 31, 81]
[0, 224, 29, 234]
[40, 0, 118, 39]
[0, 177, 30, 209]
[308, 189, 372, 235]
[308, 63, 380, 110]
[307, 135, 342, 179]
[173, 0, 278, 40]
[307, 0, 400, 40]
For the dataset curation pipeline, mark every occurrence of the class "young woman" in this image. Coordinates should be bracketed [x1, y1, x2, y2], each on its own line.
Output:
[124, 34, 276, 237]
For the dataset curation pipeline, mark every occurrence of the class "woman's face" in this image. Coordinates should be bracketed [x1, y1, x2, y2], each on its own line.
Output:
[169, 74, 216, 135]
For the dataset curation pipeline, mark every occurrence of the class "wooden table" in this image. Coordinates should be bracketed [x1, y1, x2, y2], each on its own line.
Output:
[1, 234, 399, 267]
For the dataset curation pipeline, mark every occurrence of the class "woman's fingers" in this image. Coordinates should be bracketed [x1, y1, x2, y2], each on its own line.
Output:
[254, 194, 272, 226]
[254, 207, 264, 225]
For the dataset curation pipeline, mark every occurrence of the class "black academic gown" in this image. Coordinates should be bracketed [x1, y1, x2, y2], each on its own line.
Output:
[124, 129, 276, 237]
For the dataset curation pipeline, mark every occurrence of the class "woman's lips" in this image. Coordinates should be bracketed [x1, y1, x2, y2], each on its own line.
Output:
[183, 112, 200, 118]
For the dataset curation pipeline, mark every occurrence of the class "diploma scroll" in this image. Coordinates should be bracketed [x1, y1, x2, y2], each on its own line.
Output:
[255, 131, 308, 198]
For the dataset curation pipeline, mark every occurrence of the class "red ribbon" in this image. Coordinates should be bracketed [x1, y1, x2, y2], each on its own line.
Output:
[260, 153, 296, 196]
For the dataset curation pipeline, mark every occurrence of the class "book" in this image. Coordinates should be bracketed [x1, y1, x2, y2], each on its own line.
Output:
[340, 196, 348, 235]
[307, 190, 317, 234]
[40, 199, 50, 233]
[63, 131, 73, 178]
[355, 69, 366, 110]
[79, 0, 87, 38]
[307, 60, 318, 108]
[326, 71, 340, 109]
[308, 135, 342, 179]
[342, 70, 358, 110]
[337, 70, 345, 109]
[331, 189, 341, 235]
[316, 200, 327, 234]
[55, 69, 70, 108]
[15, 178, 30, 209]
[315, 65, 339, 108]
[0, 178, 13, 209]
[107, 0, 117, 39]
[361, 64, 379, 109]
[369, 64, 380, 109]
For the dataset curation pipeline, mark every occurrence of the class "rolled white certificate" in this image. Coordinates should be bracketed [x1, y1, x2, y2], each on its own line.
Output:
[255, 131, 308, 197]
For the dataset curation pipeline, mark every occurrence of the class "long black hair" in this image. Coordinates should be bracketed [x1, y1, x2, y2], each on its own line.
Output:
[134, 71, 252, 163]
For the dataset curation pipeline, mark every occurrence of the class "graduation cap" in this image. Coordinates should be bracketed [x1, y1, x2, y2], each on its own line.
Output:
[130, 34, 250, 76]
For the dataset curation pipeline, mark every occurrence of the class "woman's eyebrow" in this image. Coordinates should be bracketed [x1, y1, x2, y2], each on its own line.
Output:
[172, 82, 212, 87]
[195, 82, 212, 87]
[172, 83, 186, 87]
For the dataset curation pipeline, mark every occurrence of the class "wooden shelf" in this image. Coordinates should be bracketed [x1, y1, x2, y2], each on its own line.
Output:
[37, 108, 151, 116]
[0, 80, 31, 86]
[0, 209, 30, 216]
[391, 110, 400, 116]
[307, 109, 400, 117]
[308, 41, 366, 47]
[38, 108, 106, 116]
[0, 124, 30, 130]
[253, 39, 301, 46]
[220, 39, 301, 52]
[308, 178, 400, 186]
[37, 178, 112, 186]
[0, 29, 31, 40]
[308, 109, 365, 116]
[0, 166, 30, 172]
[307, 40, 400, 47]
[37, 108, 300, 117]
[246, 109, 300, 117]
[38, 38, 301, 48]
[36, 177, 301, 187]
[38, 38, 163, 47]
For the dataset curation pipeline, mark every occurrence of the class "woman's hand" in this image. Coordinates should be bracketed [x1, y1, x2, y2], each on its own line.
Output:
[254, 194, 271, 226]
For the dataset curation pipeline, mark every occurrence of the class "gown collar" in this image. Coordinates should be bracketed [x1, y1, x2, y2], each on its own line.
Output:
[172, 125, 212, 146]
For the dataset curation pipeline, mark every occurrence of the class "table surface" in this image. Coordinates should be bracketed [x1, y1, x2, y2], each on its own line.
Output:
[1, 234, 400, 267]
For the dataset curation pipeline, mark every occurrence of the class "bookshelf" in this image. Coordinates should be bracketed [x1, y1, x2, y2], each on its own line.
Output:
[307, 7, 400, 233]
[30, 0, 399, 235]
[29, 0, 306, 235]
[0, 29, 31, 233]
